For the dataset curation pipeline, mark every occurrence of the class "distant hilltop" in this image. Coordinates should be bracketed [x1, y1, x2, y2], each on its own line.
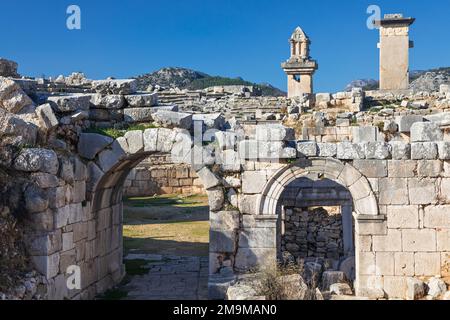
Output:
[345, 67, 450, 92]
[133, 67, 286, 96]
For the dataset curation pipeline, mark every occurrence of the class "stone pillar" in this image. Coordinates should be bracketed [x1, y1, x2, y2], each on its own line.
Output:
[300, 74, 313, 94]
[374, 14, 415, 90]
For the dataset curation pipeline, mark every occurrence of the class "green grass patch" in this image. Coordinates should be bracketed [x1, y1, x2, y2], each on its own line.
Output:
[84, 123, 158, 139]
[124, 194, 207, 208]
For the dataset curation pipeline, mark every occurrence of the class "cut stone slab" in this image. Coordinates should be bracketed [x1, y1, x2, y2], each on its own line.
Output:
[193, 113, 225, 130]
[352, 126, 378, 143]
[35, 103, 59, 130]
[90, 94, 125, 109]
[0, 76, 34, 113]
[77, 133, 114, 160]
[395, 115, 423, 133]
[92, 79, 137, 95]
[410, 122, 443, 142]
[196, 166, 221, 190]
[297, 141, 318, 157]
[123, 107, 154, 123]
[153, 110, 192, 129]
[47, 94, 91, 112]
[255, 124, 295, 141]
[411, 142, 438, 160]
[125, 93, 158, 107]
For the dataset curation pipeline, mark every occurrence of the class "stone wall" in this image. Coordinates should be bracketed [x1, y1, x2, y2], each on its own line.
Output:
[123, 154, 205, 196]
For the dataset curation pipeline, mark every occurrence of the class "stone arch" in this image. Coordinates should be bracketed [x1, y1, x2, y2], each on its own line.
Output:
[256, 157, 378, 217]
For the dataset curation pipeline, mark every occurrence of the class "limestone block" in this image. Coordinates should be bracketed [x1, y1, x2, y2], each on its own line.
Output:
[383, 276, 407, 299]
[123, 107, 154, 123]
[394, 252, 414, 276]
[14, 148, 59, 175]
[24, 184, 49, 214]
[412, 142, 439, 161]
[73, 157, 87, 181]
[208, 188, 224, 211]
[47, 186, 66, 209]
[78, 133, 113, 160]
[389, 141, 411, 160]
[281, 147, 297, 159]
[364, 142, 390, 160]
[90, 94, 125, 109]
[353, 160, 387, 178]
[234, 247, 276, 271]
[238, 195, 258, 215]
[354, 275, 384, 298]
[28, 230, 62, 256]
[125, 93, 158, 107]
[156, 128, 176, 153]
[379, 178, 408, 205]
[321, 271, 347, 291]
[238, 227, 276, 249]
[317, 143, 337, 157]
[196, 166, 220, 190]
[0, 58, 19, 77]
[387, 160, 416, 177]
[352, 126, 378, 143]
[257, 141, 284, 159]
[97, 139, 126, 172]
[408, 178, 437, 205]
[375, 252, 395, 276]
[218, 150, 241, 172]
[297, 141, 318, 157]
[415, 252, 441, 276]
[355, 219, 387, 235]
[424, 205, 450, 228]
[417, 160, 442, 177]
[124, 130, 144, 154]
[372, 230, 402, 251]
[437, 229, 450, 251]
[402, 229, 436, 252]
[255, 124, 295, 141]
[47, 94, 91, 112]
[35, 103, 58, 130]
[387, 205, 419, 229]
[410, 122, 443, 142]
[337, 142, 366, 160]
[437, 142, 450, 160]
[142, 128, 158, 152]
[0, 77, 33, 113]
[91, 79, 137, 95]
[210, 211, 240, 231]
[31, 253, 60, 279]
[357, 252, 376, 275]
[406, 278, 426, 300]
[31, 172, 59, 188]
[242, 171, 267, 194]
[238, 140, 258, 160]
[62, 232, 74, 252]
[395, 115, 423, 133]
[153, 110, 192, 129]
[210, 229, 237, 253]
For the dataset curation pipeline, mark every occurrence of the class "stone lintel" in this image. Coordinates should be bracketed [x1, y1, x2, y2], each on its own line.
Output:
[354, 213, 386, 222]
[374, 17, 415, 28]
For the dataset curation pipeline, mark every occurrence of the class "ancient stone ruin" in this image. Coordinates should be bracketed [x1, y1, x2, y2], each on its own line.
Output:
[0, 13, 450, 301]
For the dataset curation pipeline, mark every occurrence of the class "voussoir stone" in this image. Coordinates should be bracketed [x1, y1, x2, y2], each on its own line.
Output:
[77, 133, 114, 160]
[124, 130, 144, 154]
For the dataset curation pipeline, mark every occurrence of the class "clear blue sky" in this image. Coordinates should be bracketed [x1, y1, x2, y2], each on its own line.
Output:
[0, 0, 448, 92]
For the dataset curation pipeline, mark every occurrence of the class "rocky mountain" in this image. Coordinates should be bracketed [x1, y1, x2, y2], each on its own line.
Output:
[133, 67, 286, 96]
[345, 67, 450, 92]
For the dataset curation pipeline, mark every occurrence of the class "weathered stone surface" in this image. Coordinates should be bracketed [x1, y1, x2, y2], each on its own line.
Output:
[47, 94, 91, 112]
[0, 77, 33, 113]
[193, 113, 225, 130]
[217, 150, 241, 172]
[215, 131, 236, 150]
[208, 188, 224, 211]
[226, 283, 258, 300]
[378, 178, 408, 205]
[402, 229, 436, 252]
[317, 143, 337, 157]
[410, 122, 443, 142]
[24, 184, 49, 213]
[277, 274, 308, 300]
[406, 278, 425, 300]
[353, 160, 387, 178]
[408, 178, 437, 205]
[330, 283, 353, 296]
[437, 142, 450, 160]
[242, 171, 266, 194]
[98, 140, 127, 172]
[14, 148, 59, 174]
[35, 103, 58, 129]
[196, 166, 220, 190]
[238, 194, 258, 214]
[31, 253, 60, 279]
[124, 130, 144, 154]
[123, 107, 154, 123]
[90, 94, 125, 109]
[125, 93, 158, 107]
[0, 108, 37, 147]
[389, 141, 411, 160]
[255, 124, 295, 141]
[411, 142, 438, 160]
[321, 271, 346, 291]
[78, 133, 113, 160]
[352, 126, 378, 143]
[337, 142, 366, 159]
[210, 211, 240, 230]
[153, 110, 192, 129]
[387, 206, 418, 229]
[427, 277, 447, 299]
[395, 115, 423, 133]
[143, 128, 158, 152]
[297, 141, 318, 157]
[92, 79, 137, 95]
[364, 142, 390, 159]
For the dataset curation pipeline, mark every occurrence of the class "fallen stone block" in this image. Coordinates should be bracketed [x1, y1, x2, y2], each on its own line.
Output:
[410, 122, 443, 142]
[0, 77, 34, 113]
[90, 94, 125, 109]
[35, 103, 59, 130]
[125, 93, 158, 107]
[427, 277, 447, 299]
[91, 79, 137, 95]
[0, 58, 19, 77]
[47, 94, 91, 112]
[123, 107, 154, 123]
[406, 278, 425, 300]
[395, 115, 424, 133]
[321, 271, 346, 291]
[152, 110, 192, 129]
[14, 148, 59, 174]
[330, 283, 353, 296]
[193, 113, 225, 130]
